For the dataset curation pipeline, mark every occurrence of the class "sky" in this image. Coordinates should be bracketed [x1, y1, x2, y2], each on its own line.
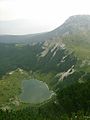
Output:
[0, 0, 90, 34]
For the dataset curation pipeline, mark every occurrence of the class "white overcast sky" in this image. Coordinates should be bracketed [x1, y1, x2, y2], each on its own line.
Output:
[0, 0, 90, 33]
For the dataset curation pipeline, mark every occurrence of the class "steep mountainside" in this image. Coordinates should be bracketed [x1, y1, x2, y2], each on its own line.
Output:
[0, 15, 90, 119]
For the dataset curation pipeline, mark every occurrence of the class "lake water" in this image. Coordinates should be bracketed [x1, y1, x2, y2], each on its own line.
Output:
[19, 79, 53, 104]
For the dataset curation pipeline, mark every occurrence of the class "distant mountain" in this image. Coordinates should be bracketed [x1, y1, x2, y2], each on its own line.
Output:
[0, 15, 90, 44]
[0, 19, 51, 35]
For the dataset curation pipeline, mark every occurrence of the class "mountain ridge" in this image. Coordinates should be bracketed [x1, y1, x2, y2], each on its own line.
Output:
[0, 15, 90, 44]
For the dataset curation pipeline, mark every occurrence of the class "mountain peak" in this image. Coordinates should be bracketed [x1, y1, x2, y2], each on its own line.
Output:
[52, 15, 90, 37]
[65, 15, 90, 24]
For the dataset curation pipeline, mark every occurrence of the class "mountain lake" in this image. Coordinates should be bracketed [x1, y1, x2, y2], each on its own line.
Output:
[19, 79, 54, 104]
